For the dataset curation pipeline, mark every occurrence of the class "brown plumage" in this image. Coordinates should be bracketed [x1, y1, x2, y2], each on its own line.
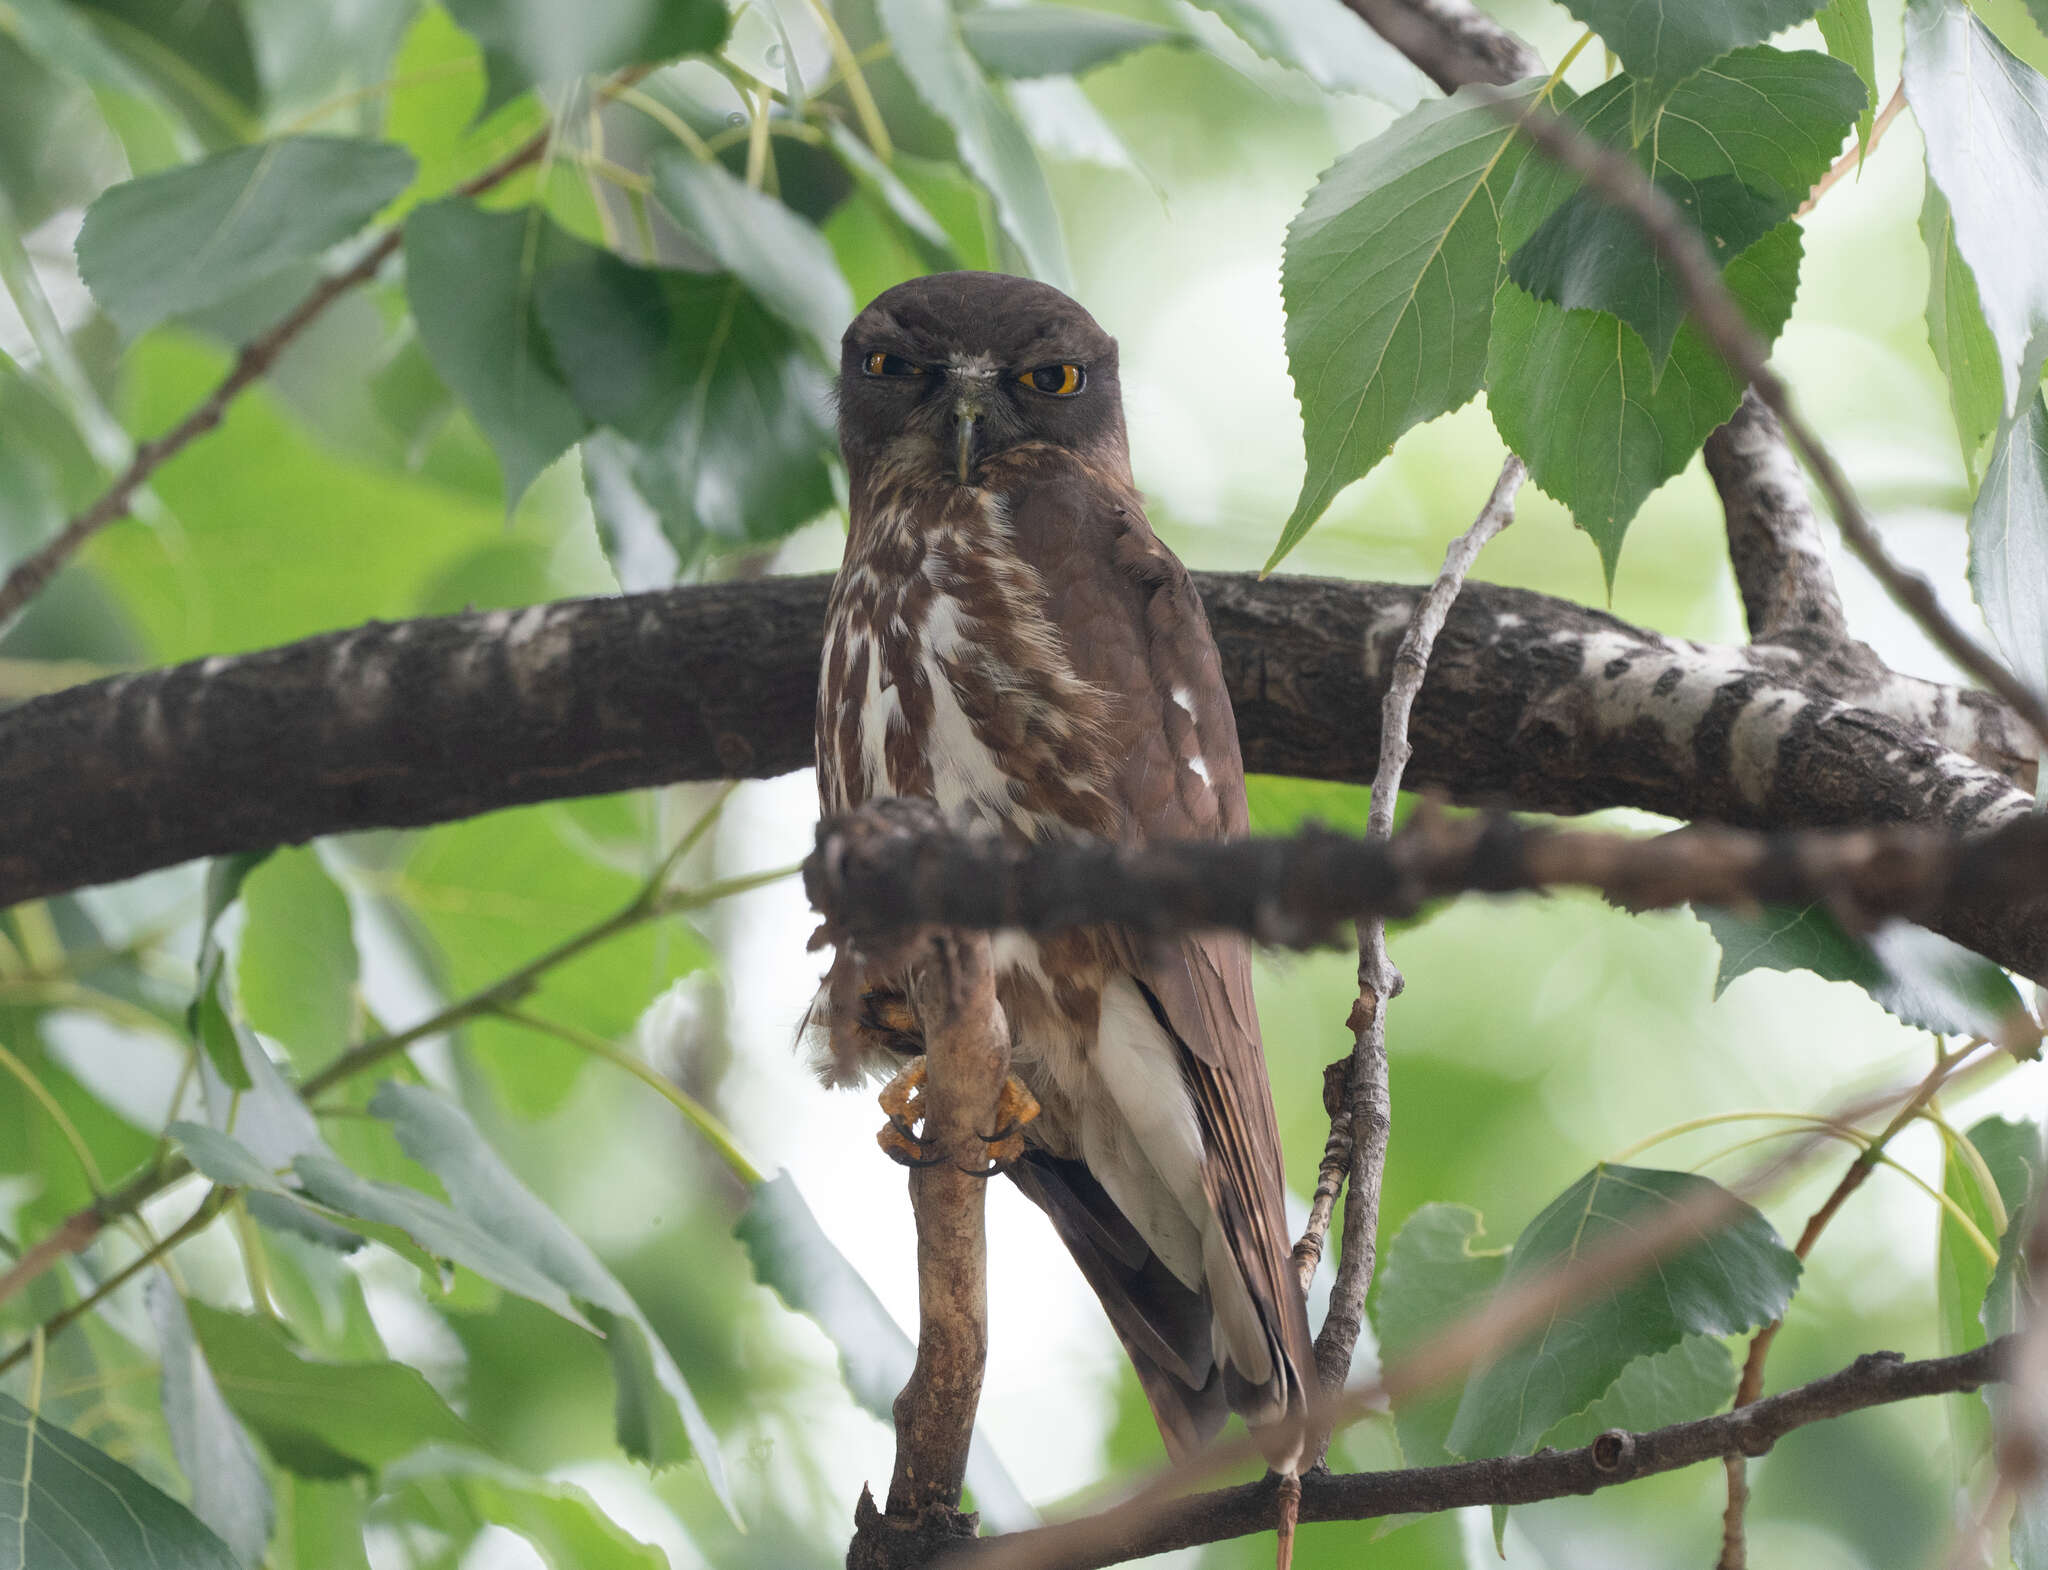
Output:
[813, 272, 1313, 1493]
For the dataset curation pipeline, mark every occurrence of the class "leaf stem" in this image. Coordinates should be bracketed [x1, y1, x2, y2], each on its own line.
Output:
[493, 1006, 764, 1185]
[802, 0, 893, 159]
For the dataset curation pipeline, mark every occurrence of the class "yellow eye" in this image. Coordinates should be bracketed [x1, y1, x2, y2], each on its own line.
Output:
[1020, 363, 1085, 396]
[863, 351, 922, 377]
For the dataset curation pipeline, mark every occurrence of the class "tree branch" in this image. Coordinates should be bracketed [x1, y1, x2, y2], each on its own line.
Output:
[1333, 0, 1538, 93]
[937, 1339, 2010, 1568]
[1301, 457, 1524, 1408]
[805, 804, 2048, 1008]
[5, 573, 2040, 972]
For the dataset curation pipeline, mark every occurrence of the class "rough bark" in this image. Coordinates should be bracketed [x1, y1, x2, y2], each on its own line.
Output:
[4, 574, 2037, 963]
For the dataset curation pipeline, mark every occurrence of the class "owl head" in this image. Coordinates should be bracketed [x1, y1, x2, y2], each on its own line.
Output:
[837, 271, 1126, 483]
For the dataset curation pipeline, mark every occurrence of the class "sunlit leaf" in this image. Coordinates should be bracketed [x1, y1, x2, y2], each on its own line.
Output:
[403, 197, 592, 507]
[1186, 0, 1428, 103]
[1970, 389, 2048, 708]
[149, 1279, 275, 1567]
[877, 0, 1071, 287]
[1274, 78, 1552, 568]
[373, 1083, 734, 1508]
[1939, 1116, 2036, 1475]
[735, 1171, 1035, 1532]
[1369, 1203, 1507, 1469]
[184, 1302, 479, 1479]
[441, 0, 727, 113]
[381, 1447, 670, 1569]
[1922, 180, 2007, 478]
[1697, 902, 2030, 1039]
[0, 1392, 240, 1570]
[76, 138, 415, 338]
[959, 6, 1182, 78]
[1503, 48, 1859, 367]
[1905, 0, 2048, 412]
[1444, 1164, 1799, 1460]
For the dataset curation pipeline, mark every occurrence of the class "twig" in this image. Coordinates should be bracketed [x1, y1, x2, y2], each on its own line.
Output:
[1716, 1039, 1989, 1568]
[1297, 456, 1525, 1403]
[1331, 0, 1539, 93]
[848, 909, 1016, 1567]
[936, 1339, 2010, 1568]
[1495, 92, 2048, 752]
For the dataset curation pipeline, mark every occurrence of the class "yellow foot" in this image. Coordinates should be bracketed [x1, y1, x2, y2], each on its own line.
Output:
[873, 1056, 1042, 1174]
[859, 987, 924, 1057]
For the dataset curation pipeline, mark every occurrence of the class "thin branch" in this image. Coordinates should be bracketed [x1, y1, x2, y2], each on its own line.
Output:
[1717, 1039, 1990, 1568]
[938, 1339, 2010, 1568]
[1796, 82, 1909, 219]
[1332, 0, 1538, 93]
[1299, 457, 1524, 1401]
[1495, 92, 2048, 752]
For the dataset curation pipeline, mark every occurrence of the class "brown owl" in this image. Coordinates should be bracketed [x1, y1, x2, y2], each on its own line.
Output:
[813, 272, 1314, 1515]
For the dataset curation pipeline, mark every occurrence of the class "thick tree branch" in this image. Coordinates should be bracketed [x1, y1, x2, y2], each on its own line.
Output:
[4, 573, 2040, 972]
[937, 1339, 2010, 1568]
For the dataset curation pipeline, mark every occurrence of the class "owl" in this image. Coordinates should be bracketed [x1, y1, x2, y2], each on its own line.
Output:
[814, 272, 1314, 1499]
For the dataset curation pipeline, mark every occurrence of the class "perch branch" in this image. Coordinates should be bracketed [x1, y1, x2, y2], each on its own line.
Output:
[848, 884, 1015, 1568]
[1332, 0, 1539, 93]
[1299, 456, 1524, 1404]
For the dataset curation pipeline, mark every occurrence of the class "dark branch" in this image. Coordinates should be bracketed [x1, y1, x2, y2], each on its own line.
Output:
[944, 1339, 2010, 1568]
[806, 805, 2048, 1001]
[1333, 0, 1537, 92]
[5, 573, 2040, 971]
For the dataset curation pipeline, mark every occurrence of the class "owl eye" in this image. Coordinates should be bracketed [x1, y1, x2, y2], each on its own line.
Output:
[863, 351, 923, 377]
[1020, 363, 1085, 396]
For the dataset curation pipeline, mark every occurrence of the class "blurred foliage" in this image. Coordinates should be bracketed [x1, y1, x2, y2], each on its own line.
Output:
[1, 0, 2046, 1566]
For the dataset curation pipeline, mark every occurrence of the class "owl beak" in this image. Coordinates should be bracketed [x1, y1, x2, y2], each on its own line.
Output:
[953, 405, 980, 484]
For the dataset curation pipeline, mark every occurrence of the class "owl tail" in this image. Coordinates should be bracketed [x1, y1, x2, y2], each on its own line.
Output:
[1275, 1469, 1300, 1570]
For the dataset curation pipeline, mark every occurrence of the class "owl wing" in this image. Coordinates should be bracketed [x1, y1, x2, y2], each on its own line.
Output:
[1007, 454, 1315, 1441]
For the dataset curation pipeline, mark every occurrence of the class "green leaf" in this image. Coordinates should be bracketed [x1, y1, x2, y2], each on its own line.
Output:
[1444, 1164, 1799, 1460]
[2, 0, 157, 97]
[403, 197, 592, 507]
[877, 0, 1071, 288]
[72, 0, 262, 142]
[1538, 1335, 1737, 1452]
[238, 849, 360, 1069]
[1969, 389, 2048, 706]
[184, 1303, 478, 1479]
[382, 1447, 671, 1570]
[735, 1171, 1036, 1532]
[149, 1280, 275, 1567]
[958, 6, 1182, 78]
[372, 1083, 733, 1507]
[185, 850, 273, 1091]
[1921, 180, 2006, 477]
[1486, 220, 1801, 586]
[1503, 49, 1861, 368]
[1186, 0, 1429, 103]
[274, 1478, 372, 1570]
[1906, 0, 2048, 412]
[0, 1392, 240, 1570]
[1697, 902, 2030, 1039]
[1815, 0, 1878, 151]
[441, 0, 727, 114]
[1273, 78, 1553, 569]
[1245, 776, 1380, 837]
[1368, 1204, 1508, 1469]
[647, 152, 853, 361]
[1556, 0, 1828, 118]
[75, 137, 416, 338]
[540, 253, 837, 572]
